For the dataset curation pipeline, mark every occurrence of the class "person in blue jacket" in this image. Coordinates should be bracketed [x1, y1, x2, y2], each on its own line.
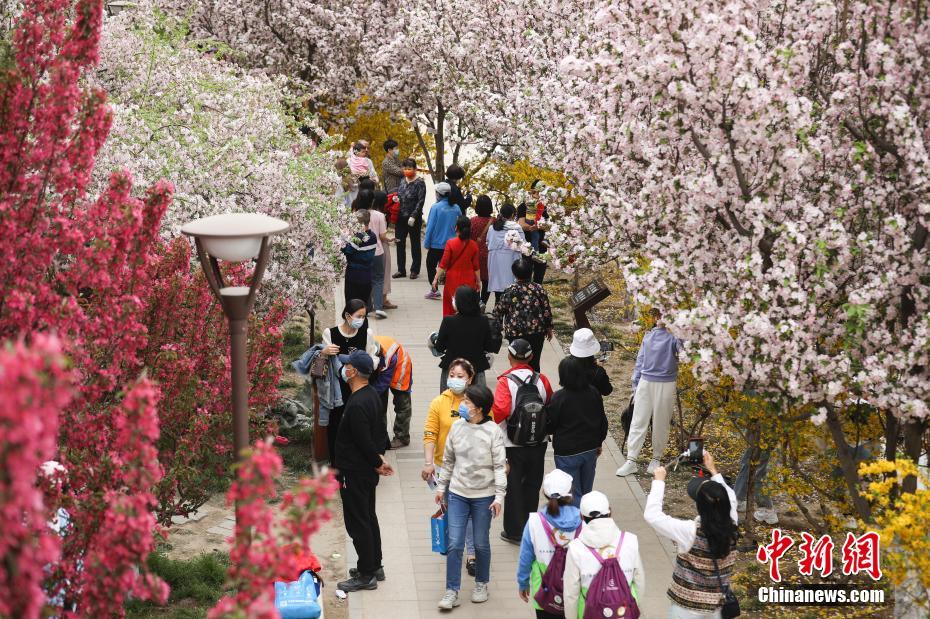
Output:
[517, 469, 583, 618]
[422, 182, 459, 300]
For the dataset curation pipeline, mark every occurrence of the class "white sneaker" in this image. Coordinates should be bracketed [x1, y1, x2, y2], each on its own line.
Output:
[374, 310, 388, 319]
[736, 500, 746, 512]
[615, 461, 638, 477]
[438, 589, 460, 610]
[647, 459, 660, 474]
[754, 507, 779, 525]
[471, 582, 489, 603]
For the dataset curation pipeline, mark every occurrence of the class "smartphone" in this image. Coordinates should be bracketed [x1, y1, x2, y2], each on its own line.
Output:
[599, 340, 614, 353]
[688, 437, 704, 465]
[426, 473, 437, 491]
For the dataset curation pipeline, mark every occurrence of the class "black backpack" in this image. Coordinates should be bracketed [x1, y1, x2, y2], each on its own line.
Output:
[505, 373, 548, 445]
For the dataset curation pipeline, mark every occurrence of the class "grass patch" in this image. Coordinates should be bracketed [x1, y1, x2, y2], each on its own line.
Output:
[125, 551, 229, 619]
[282, 323, 309, 365]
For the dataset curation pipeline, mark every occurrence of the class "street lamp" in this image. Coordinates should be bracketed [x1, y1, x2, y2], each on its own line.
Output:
[181, 213, 289, 466]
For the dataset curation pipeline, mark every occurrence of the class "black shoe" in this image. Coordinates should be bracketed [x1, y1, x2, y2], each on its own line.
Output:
[391, 272, 406, 279]
[466, 557, 476, 577]
[337, 575, 377, 592]
[500, 532, 521, 545]
[349, 566, 385, 581]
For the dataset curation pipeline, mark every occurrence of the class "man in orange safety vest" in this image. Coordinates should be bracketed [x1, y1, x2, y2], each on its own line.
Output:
[373, 335, 413, 448]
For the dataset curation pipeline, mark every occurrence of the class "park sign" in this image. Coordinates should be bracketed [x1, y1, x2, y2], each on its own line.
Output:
[571, 280, 611, 329]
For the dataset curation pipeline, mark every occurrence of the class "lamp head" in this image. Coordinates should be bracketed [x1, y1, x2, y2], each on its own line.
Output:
[181, 213, 289, 262]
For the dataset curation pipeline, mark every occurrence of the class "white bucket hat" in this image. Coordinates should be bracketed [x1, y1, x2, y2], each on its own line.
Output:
[542, 469, 573, 499]
[569, 328, 600, 358]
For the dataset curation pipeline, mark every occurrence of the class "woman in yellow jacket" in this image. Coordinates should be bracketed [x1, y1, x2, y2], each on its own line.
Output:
[422, 357, 478, 574]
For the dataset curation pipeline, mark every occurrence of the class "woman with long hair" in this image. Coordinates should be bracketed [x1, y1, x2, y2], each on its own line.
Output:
[433, 216, 480, 317]
[320, 299, 379, 465]
[644, 451, 739, 618]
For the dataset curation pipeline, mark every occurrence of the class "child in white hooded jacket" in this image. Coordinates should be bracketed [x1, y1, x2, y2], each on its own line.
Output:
[563, 490, 645, 619]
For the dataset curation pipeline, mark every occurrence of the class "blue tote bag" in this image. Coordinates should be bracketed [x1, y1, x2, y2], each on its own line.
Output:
[431, 505, 448, 554]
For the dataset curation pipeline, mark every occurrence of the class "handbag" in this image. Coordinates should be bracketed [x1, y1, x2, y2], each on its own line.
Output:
[713, 557, 741, 618]
[309, 353, 326, 379]
[430, 504, 448, 554]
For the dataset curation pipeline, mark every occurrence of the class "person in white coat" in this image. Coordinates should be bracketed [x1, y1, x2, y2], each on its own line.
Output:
[563, 491, 645, 619]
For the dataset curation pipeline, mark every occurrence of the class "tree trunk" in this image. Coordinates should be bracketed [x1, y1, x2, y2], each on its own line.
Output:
[433, 102, 446, 183]
[825, 405, 872, 520]
[902, 420, 926, 494]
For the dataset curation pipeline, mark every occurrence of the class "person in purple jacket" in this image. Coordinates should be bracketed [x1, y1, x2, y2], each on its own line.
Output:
[616, 308, 682, 477]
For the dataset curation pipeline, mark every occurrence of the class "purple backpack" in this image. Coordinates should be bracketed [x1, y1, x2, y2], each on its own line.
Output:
[583, 532, 640, 619]
[534, 514, 582, 614]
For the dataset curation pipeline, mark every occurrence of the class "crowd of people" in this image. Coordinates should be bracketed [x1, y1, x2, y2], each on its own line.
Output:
[302, 143, 743, 618]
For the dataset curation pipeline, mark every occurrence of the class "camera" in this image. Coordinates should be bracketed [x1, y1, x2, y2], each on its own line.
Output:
[687, 437, 704, 465]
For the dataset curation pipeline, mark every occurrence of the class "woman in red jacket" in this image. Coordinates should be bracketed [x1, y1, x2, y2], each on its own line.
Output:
[433, 216, 480, 317]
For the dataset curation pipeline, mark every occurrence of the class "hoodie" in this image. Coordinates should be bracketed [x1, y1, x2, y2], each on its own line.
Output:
[517, 505, 583, 592]
[563, 517, 646, 619]
[422, 197, 459, 250]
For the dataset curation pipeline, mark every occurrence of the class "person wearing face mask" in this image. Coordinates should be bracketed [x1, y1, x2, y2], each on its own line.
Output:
[381, 138, 403, 192]
[334, 350, 394, 593]
[434, 286, 500, 392]
[422, 359, 478, 573]
[393, 158, 426, 279]
[322, 299, 380, 465]
[434, 384, 507, 610]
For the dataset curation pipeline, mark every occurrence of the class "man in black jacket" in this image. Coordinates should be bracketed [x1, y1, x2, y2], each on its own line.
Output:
[445, 164, 472, 217]
[393, 158, 426, 279]
[335, 350, 393, 592]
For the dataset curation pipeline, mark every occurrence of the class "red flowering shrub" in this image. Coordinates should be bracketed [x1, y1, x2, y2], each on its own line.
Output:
[209, 440, 339, 618]
[0, 336, 70, 619]
[143, 238, 286, 523]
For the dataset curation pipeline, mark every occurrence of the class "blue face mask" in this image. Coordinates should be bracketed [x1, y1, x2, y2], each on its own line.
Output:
[340, 366, 351, 382]
[349, 317, 365, 330]
[447, 377, 467, 394]
[457, 402, 471, 422]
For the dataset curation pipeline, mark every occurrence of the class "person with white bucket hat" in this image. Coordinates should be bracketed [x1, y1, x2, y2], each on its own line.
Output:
[569, 328, 613, 397]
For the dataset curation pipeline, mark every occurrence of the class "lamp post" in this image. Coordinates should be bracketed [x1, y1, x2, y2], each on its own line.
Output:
[181, 213, 289, 469]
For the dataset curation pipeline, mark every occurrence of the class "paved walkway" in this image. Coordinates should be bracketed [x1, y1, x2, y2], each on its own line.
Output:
[341, 245, 675, 619]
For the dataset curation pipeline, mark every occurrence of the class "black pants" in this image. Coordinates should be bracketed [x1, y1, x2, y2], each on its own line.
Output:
[532, 261, 547, 284]
[536, 610, 562, 619]
[394, 217, 421, 275]
[503, 443, 547, 538]
[339, 470, 382, 575]
[327, 405, 343, 466]
[344, 277, 372, 308]
[480, 279, 490, 304]
[516, 333, 545, 372]
[425, 248, 444, 288]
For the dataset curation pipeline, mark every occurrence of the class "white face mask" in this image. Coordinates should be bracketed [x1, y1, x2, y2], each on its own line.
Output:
[393, 148, 400, 156]
[447, 377, 467, 394]
[348, 316, 365, 330]
[452, 297, 457, 312]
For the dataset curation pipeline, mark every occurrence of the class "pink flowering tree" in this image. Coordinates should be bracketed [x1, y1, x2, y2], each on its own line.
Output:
[0, 337, 70, 619]
[94, 3, 351, 311]
[537, 0, 930, 515]
[209, 440, 339, 618]
[0, 0, 175, 614]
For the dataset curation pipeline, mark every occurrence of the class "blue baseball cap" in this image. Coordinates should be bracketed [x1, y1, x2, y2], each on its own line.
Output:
[338, 349, 374, 375]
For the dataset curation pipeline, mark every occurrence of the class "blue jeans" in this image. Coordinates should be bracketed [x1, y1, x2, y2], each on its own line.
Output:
[734, 447, 772, 509]
[446, 492, 493, 590]
[555, 449, 598, 506]
[443, 490, 475, 556]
